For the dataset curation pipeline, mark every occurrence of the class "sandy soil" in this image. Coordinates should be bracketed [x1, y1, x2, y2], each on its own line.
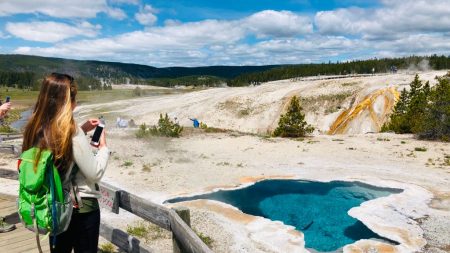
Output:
[1, 71, 449, 252]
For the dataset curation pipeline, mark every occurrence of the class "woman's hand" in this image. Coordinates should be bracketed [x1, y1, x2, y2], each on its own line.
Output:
[81, 119, 100, 134]
[98, 129, 107, 149]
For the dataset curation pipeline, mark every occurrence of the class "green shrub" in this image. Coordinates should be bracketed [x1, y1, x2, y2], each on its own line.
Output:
[273, 96, 314, 137]
[136, 114, 183, 138]
[414, 147, 427, 152]
[136, 123, 150, 138]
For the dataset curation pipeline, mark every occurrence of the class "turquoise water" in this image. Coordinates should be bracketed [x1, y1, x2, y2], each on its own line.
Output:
[167, 180, 402, 252]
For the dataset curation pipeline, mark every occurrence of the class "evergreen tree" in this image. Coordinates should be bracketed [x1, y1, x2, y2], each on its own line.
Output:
[418, 75, 450, 141]
[273, 96, 314, 137]
[383, 75, 430, 133]
[407, 75, 430, 133]
[382, 88, 410, 133]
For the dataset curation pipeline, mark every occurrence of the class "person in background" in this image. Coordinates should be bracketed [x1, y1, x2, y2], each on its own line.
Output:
[21, 73, 109, 252]
[189, 117, 200, 128]
[0, 99, 16, 233]
[0, 100, 11, 125]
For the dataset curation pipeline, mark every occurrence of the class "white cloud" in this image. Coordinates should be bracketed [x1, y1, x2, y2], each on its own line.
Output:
[6, 21, 101, 43]
[8, 5, 450, 67]
[315, 0, 450, 38]
[245, 10, 313, 38]
[106, 7, 127, 20]
[135, 5, 158, 26]
[0, 0, 126, 19]
[109, 0, 139, 5]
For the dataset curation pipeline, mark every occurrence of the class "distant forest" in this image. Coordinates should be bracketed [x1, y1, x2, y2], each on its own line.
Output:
[227, 55, 450, 86]
[0, 54, 449, 90]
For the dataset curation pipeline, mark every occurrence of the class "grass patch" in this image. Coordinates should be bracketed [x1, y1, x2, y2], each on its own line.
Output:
[0, 87, 187, 108]
[406, 151, 416, 158]
[204, 127, 228, 133]
[195, 231, 214, 248]
[443, 155, 450, 166]
[99, 242, 116, 253]
[126, 221, 168, 243]
[377, 137, 390, 141]
[238, 108, 251, 117]
[122, 161, 133, 167]
[341, 82, 359, 87]
[414, 147, 427, 152]
[332, 138, 344, 142]
[142, 164, 152, 172]
[127, 222, 148, 238]
[401, 141, 406, 144]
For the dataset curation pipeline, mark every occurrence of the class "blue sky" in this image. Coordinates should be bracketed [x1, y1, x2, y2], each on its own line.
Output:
[0, 0, 449, 67]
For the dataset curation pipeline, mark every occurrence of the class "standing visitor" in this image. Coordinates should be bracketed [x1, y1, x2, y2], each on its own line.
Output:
[0, 99, 16, 233]
[21, 73, 109, 252]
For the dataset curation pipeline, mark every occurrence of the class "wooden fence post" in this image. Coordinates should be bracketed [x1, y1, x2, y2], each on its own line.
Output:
[172, 206, 191, 253]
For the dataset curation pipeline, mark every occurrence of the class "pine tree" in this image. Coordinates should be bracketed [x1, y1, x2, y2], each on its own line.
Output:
[383, 75, 430, 133]
[408, 76, 430, 133]
[382, 88, 410, 133]
[273, 96, 314, 137]
[418, 76, 450, 141]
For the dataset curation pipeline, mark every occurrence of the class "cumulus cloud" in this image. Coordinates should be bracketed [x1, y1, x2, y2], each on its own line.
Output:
[109, 0, 139, 5]
[106, 7, 127, 20]
[0, 0, 126, 19]
[135, 5, 158, 26]
[245, 10, 313, 38]
[8, 4, 450, 66]
[6, 21, 101, 43]
[315, 0, 450, 39]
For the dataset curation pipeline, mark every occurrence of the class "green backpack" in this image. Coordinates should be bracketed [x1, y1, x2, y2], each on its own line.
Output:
[17, 147, 73, 251]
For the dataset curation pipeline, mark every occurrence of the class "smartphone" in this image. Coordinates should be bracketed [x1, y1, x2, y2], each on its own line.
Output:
[5, 96, 10, 103]
[90, 123, 104, 146]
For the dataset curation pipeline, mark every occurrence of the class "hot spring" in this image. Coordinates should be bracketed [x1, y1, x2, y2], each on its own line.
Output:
[166, 180, 403, 252]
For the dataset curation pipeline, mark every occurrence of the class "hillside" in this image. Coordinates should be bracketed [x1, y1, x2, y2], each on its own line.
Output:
[75, 70, 448, 135]
[0, 54, 279, 80]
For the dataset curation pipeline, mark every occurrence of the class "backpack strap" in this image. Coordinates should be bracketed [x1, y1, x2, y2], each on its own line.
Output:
[48, 157, 58, 249]
[70, 164, 83, 208]
[31, 203, 44, 253]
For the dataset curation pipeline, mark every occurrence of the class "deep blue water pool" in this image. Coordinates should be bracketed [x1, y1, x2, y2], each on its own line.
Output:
[166, 180, 402, 252]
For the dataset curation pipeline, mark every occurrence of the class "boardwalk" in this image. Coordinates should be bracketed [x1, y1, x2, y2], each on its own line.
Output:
[0, 194, 50, 253]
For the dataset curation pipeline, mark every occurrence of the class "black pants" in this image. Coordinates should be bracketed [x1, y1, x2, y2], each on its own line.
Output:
[50, 209, 100, 253]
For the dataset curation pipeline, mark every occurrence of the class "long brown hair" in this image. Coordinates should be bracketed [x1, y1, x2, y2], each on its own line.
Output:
[22, 73, 78, 172]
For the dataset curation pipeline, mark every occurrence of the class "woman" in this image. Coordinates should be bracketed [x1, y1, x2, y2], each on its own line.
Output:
[22, 73, 109, 253]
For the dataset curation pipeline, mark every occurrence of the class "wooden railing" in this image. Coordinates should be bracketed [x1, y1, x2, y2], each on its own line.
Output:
[0, 142, 213, 253]
[99, 182, 213, 253]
